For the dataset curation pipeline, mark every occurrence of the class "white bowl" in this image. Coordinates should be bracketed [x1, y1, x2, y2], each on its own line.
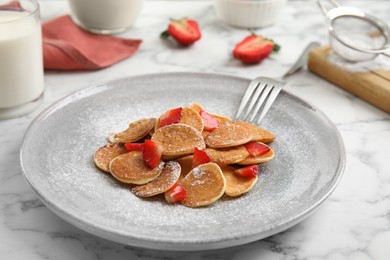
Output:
[215, 0, 287, 28]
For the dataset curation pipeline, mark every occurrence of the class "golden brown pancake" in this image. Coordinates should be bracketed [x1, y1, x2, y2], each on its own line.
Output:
[155, 107, 204, 133]
[175, 155, 193, 183]
[202, 114, 231, 137]
[181, 162, 226, 207]
[151, 123, 205, 156]
[131, 161, 181, 197]
[237, 143, 275, 165]
[210, 113, 231, 125]
[188, 102, 204, 114]
[205, 145, 249, 165]
[205, 120, 254, 148]
[188, 103, 231, 124]
[188, 103, 232, 136]
[108, 118, 156, 143]
[109, 151, 164, 184]
[94, 143, 127, 173]
[201, 130, 210, 139]
[220, 165, 258, 197]
[248, 125, 275, 143]
[161, 154, 185, 161]
[179, 107, 204, 132]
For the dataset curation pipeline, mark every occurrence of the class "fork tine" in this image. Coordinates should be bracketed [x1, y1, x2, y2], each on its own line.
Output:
[248, 84, 273, 123]
[236, 78, 261, 119]
[243, 81, 267, 119]
[256, 84, 284, 124]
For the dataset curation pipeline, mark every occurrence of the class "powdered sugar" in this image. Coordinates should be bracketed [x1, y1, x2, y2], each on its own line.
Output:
[193, 179, 205, 186]
[328, 50, 390, 73]
[192, 166, 207, 179]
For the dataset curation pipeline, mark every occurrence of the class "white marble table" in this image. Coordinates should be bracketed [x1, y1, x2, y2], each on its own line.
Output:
[1, 1, 390, 259]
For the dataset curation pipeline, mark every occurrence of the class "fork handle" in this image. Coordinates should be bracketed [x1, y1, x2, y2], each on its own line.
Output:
[281, 42, 321, 80]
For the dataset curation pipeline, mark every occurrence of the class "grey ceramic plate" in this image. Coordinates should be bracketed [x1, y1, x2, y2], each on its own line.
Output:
[21, 72, 345, 251]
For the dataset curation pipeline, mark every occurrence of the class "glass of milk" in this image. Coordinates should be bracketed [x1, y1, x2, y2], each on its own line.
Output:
[69, 0, 144, 34]
[0, 0, 44, 119]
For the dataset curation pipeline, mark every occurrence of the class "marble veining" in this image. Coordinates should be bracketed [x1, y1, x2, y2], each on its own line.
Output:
[1, 0, 390, 259]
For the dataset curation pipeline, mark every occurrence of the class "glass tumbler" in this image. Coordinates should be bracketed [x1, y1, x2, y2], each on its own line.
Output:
[69, 0, 144, 35]
[0, 0, 44, 119]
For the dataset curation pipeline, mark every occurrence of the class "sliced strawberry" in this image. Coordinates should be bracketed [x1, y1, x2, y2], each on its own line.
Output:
[233, 34, 280, 64]
[165, 183, 187, 203]
[159, 107, 182, 128]
[235, 165, 259, 178]
[200, 110, 219, 131]
[161, 18, 201, 46]
[192, 147, 211, 168]
[124, 142, 144, 152]
[142, 140, 163, 169]
[244, 142, 271, 157]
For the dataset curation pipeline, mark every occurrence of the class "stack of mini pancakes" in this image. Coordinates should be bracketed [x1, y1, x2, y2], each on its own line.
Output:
[94, 103, 275, 208]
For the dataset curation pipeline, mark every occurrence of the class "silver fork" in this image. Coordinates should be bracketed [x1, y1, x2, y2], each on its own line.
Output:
[236, 42, 320, 124]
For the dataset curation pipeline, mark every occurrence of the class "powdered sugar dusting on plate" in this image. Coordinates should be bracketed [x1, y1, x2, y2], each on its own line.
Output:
[21, 73, 345, 250]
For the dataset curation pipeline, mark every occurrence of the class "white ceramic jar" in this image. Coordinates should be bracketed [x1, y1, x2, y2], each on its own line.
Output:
[69, 0, 144, 34]
[215, 0, 287, 28]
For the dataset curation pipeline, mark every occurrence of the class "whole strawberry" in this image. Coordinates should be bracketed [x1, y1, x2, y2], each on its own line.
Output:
[161, 18, 201, 46]
[233, 34, 280, 64]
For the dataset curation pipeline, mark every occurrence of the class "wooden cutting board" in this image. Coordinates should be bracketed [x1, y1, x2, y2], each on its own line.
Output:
[308, 46, 390, 114]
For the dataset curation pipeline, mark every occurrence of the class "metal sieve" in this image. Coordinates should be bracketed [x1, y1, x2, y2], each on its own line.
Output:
[318, 0, 390, 62]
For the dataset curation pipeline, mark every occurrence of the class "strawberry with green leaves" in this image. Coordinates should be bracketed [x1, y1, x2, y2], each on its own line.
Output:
[233, 34, 280, 64]
[161, 18, 201, 46]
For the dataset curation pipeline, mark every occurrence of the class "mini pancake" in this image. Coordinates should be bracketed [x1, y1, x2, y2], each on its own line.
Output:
[188, 102, 204, 114]
[161, 154, 185, 161]
[248, 125, 276, 143]
[175, 155, 193, 183]
[210, 113, 231, 125]
[202, 131, 210, 139]
[181, 162, 226, 208]
[205, 145, 249, 165]
[188, 103, 232, 125]
[235, 121, 275, 143]
[151, 123, 205, 156]
[205, 120, 255, 148]
[202, 113, 231, 137]
[155, 107, 204, 133]
[220, 165, 258, 197]
[94, 143, 127, 173]
[179, 107, 204, 133]
[109, 118, 156, 143]
[131, 161, 181, 197]
[109, 151, 164, 184]
[237, 143, 275, 165]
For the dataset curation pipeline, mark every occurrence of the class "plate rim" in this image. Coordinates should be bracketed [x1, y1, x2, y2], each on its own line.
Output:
[20, 72, 346, 251]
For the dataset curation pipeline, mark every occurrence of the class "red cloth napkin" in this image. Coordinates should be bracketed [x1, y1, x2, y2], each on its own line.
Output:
[42, 16, 142, 70]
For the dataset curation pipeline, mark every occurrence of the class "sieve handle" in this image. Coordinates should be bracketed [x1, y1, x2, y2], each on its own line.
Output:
[317, 0, 341, 15]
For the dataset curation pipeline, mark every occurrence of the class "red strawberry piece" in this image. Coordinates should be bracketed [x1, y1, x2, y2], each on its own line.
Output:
[161, 18, 201, 46]
[142, 140, 163, 169]
[165, 183, 187, 203]
[233, 34, 280, 64]
[124, 143, 144, 152]
[244, 142, 271, 157]
[192, 147, 211, 168]
[159, 107, 182, 128]
[200, 110, 219, 131]
[234, 165, 259, 178]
